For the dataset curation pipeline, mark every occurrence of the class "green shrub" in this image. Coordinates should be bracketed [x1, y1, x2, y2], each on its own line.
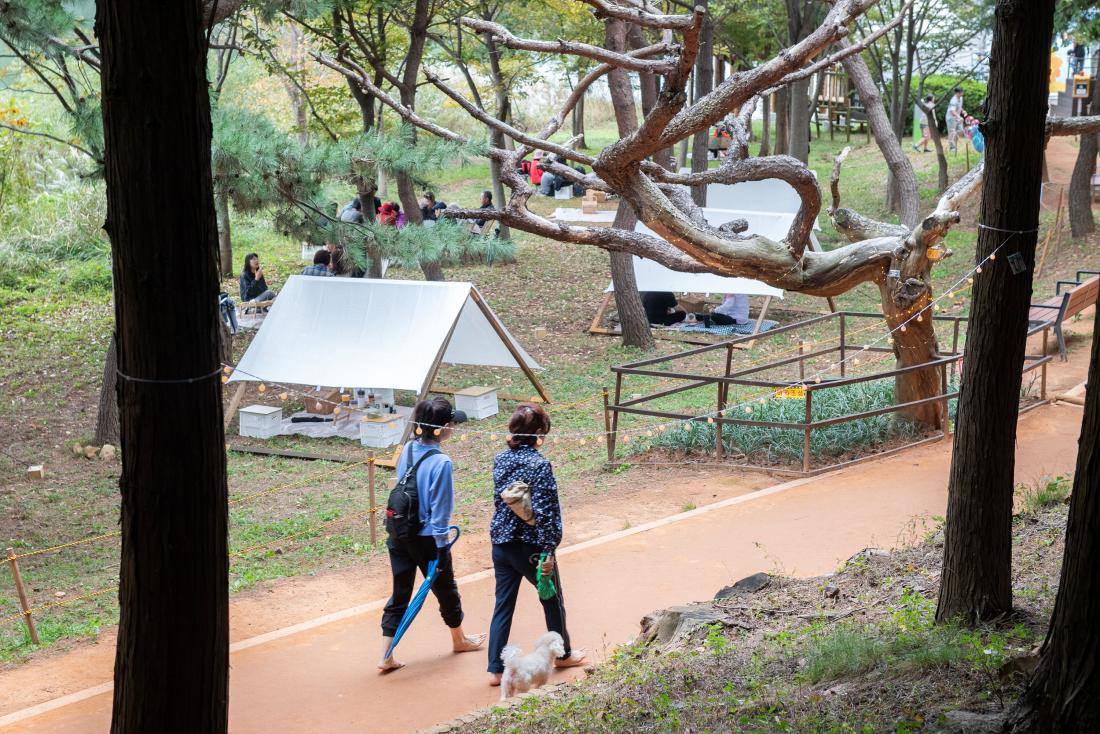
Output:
[639, 379, 924, 463]
[1017, 474, 1072, 516]
[59, 259, 113, 292]
[0, 181, 109, 273]
[889, 75, 988, 133]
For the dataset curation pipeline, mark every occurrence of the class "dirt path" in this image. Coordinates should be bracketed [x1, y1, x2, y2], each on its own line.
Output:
[0, 315, 1091, 734]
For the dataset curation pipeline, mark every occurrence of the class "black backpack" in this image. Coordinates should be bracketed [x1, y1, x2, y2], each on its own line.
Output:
[385, 448, 441, 543]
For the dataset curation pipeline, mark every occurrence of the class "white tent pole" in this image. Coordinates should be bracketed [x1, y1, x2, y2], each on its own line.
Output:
[468, 288, 552, 404]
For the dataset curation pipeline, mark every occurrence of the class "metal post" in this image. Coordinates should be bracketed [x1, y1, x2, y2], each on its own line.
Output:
[798, 340, 805, 381]
[715, 382, 725, 459]
[940, 364, 951, 438]
[603, 388, 615, 461]
[6, 548, 39, 645]
[803, 389, 813, 474]
[610, 375, 622, 455]
[839, 313, 847, 377]
[951, 319, 962, 380]
[1041, 330, 1049, 401]
[367, 453, 377, 546]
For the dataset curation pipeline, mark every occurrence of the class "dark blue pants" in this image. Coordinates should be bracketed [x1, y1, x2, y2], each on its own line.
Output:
[487, 542, 572, 673]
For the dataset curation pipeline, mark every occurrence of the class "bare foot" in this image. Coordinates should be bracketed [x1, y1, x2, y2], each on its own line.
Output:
[452, 633, 486, 653]
[554, 650, 587, 668]
[377, 657, 405, 673]
[488, 673, 502, 687]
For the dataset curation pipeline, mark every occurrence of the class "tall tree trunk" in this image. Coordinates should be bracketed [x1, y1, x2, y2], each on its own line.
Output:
[571, 90, 587, 149]
[1007, 289, 1100, 731]
[214, 189, 232, 277]
[788, 76, 811, 164]
[841, 44, 920, 227]
[1068, 64, 1098, 238]
[760, 93, 771, 156]
[774, 87, 789, 155]
[396, 0, 443, 280]
[935, 0, 1054, 626]
[690, 4, 713, 207]
[485, 32, 511, 240]
[94, 333, 120, 448]
[97, 0, 229, 730]
[921, 103, 950, 192]
[629, 24, 673, 171]
[606, 18, 654, 350]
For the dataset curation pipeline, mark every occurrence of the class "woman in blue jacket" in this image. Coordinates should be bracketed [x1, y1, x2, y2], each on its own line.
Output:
[486, 403, 586, 686]
[379, 397, 485, 672]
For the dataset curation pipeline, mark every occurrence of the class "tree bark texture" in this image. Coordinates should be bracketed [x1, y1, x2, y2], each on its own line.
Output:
[841, 42, 920, 228]
[774, 87, 789, 156]
[485, 32, 511, 240]
[606, 19, 654, 350]
[97, 0, 229, 730]
[1007, 288, 1100, 731]
[214, 189, 232, 277]
[787, 76, 811, 164]
[690, 4, 713, 207]
[94, 333, 120, 448]
[935, 0, 1054, 626]
[571, 91, 586, 149]
[760, 94, 771, 157]
[1068, 66, 1098, 238]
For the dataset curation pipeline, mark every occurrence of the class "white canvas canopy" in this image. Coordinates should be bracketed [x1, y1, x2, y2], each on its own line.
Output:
[230, 276, 546, 400]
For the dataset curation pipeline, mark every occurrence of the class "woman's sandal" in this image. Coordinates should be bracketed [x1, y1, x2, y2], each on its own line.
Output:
[554, 650, 587, 668]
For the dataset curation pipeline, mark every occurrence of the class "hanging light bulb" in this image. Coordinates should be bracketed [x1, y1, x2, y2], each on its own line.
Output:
[967, 277, 974, 285]
[989, 253, 997, 261]
[646, 430, 654, 437]
[743, 406, 753, 414]
[222, 366, 232, 375]
[279, 392, 289, 401]
[707, 416, 715, 424]
[258, 383, 267, 393]
[333, 406, 342, 415]
[975, 266, 983, 274]
[221, 375, 229, 384]
[900, 325, 907, 332]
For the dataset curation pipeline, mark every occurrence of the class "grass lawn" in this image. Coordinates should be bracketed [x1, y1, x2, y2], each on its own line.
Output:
[0, 126, 1091, 663]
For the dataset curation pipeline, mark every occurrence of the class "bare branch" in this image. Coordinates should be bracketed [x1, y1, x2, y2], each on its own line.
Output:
[762, 1, 911, 95]
[459, 17, 677, 73]
[829, 146, 852, 213]
[423, 71, 596, 165]
[577, 0, 698, 29]
[1046, 115, 1100, 138]
[0, 122, 98, 160]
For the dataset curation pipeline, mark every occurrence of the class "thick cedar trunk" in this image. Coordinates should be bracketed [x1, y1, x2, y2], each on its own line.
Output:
[690, 5, 713, 207]
[935, 0, 1054, 626]
[606, 19, 654, 350]
[214, 189, 232, 277]
[760, 94, 771, 156]
[787, 76, 811, 164]
[1068, 68, 1098, 238]
[97, 0, 229, 730]
[1007, 293, 1100, 731]
[841, 44, 920, 227]
[94, 333, 120, 447]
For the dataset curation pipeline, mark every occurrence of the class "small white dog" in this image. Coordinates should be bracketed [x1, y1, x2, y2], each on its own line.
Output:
[499, 632, 565, 700]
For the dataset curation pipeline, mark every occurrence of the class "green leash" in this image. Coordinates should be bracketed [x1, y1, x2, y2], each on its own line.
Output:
[536, 553, 558, 600]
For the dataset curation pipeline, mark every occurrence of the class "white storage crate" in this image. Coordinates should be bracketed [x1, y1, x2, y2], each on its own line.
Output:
[239, 405, 282, 439]
[554, 185, 575, 200]
[360, 413, 405, 448]
[454, 386, 499, 420]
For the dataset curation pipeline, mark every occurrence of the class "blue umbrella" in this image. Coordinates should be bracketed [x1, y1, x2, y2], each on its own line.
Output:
[384, 525, 461, 659]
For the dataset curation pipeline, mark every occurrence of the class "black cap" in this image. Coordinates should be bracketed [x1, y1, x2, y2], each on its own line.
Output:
[451, 409, 468, 425]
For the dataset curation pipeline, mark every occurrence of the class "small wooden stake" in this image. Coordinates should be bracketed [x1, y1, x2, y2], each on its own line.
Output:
[602, 388, 614, 461]
[367, 453, 377, 546]
[6, 548, 39, 645]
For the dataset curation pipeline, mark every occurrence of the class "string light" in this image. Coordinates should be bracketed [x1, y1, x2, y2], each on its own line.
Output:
[215, 238, 1002, 447]
[258, 383, 266, 393]
[221, 375, 229, 384]
[279, 392, 289, 401]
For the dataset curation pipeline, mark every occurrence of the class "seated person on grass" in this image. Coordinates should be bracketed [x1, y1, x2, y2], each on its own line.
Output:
[301, 249, 334, 277]
[239, 252, 276, 305]
[710, 293, 750, 326]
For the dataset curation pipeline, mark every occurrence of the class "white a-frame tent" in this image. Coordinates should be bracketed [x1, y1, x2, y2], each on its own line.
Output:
[229, 276, 548, 403]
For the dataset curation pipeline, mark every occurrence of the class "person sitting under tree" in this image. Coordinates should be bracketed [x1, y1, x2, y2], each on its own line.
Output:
[301, 249, 334, 277]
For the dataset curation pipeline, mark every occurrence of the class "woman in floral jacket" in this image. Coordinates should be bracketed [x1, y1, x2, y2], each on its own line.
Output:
[486, 403, 586, 686]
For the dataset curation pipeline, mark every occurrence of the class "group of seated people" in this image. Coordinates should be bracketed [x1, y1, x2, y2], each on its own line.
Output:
[518, 152, 588, 197]
[641, 291, 751, 327]
[338, 191, 450, 227]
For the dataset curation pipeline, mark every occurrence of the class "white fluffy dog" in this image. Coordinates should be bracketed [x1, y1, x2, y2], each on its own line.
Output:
[499, 632, 566, 700]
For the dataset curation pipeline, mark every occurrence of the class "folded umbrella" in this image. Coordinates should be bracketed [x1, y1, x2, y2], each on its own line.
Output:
[384, 525, 460, 660]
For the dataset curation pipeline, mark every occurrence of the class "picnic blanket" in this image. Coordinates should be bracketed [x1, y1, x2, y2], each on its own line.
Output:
[669, 319, 779, 336]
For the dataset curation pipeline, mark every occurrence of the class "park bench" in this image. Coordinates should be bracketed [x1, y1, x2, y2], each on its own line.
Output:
[1028, 270, 1099, 360]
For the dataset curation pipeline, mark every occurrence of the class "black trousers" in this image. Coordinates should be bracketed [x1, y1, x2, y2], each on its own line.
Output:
[381, 535, 464, 637]
[487, 542, 572, 673]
